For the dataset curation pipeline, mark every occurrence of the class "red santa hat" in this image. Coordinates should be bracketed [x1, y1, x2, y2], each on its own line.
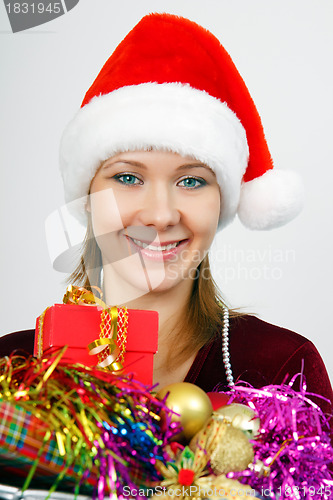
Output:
[60, 13, 303, 230]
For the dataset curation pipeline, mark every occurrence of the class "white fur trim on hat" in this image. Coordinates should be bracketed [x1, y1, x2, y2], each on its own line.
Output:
[238, 169, 304, 230]
[59, 82, 249, 227]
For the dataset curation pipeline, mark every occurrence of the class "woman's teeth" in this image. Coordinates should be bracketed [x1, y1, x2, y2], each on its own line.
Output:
[131, 238, 180, 251]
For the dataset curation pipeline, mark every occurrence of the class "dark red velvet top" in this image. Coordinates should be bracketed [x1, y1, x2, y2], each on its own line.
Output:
[1, 314, 332, 423]
[185, 315, 333, 417]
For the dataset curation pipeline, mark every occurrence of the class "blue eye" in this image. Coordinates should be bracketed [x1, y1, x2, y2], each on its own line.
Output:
[178, 177, 206, 189]
[113, 174, 142, 185]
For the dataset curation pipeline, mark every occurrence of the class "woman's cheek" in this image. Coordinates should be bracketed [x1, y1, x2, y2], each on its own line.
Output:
[111, 191, 138, 228]
[90, 188, 124, 236]
[192, 187, 220, 220]
[190, 202, 220, 236]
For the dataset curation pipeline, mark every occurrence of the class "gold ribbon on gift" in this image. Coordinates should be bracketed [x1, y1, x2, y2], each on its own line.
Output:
[63, 285, 107, 308]
[63, 285, 128, 372]
[88, 306, 123, 371]
[36, 306, 50, 359]
[36, 286, 128, 372]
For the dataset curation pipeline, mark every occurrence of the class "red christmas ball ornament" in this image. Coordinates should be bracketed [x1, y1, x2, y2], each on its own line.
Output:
[207, 392, 230, 410]
[169, 442, 184, 456]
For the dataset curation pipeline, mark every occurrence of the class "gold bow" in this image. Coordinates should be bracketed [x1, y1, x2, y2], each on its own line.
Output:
[63, 285, 128, 372]
[63, 285, 106, 308]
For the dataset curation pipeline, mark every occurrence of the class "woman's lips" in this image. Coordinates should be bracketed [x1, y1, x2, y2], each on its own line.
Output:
[125, 236, 189, 261]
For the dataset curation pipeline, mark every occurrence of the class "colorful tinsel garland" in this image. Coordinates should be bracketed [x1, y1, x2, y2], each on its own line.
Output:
[0, 348, 178, 498]
[0, 349, 332, 499]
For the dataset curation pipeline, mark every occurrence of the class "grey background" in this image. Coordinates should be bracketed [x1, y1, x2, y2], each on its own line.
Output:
[0, 0, 332, 382]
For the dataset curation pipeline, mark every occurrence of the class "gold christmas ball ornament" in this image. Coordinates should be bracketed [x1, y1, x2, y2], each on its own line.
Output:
[189, 416, 254, 477]
[157, 382, 213, 442]
[210, 425, 254, 474]
[215, 403, 260, 439]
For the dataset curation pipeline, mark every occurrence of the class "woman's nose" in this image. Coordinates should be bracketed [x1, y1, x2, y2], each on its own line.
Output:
[138, 185, 181, 230]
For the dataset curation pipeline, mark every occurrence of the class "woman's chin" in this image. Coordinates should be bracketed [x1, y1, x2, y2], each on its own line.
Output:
[104, 265, 193, 304]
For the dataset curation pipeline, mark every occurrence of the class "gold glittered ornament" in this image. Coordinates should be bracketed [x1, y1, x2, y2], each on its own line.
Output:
[157, 382, 213, 442]
[190, 415, 254, 475]
[215, 403, 260, 438]
[210, 424, 254, 474]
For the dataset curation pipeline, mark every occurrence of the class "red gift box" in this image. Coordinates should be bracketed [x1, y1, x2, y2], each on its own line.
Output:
[34, 304, 158, 386]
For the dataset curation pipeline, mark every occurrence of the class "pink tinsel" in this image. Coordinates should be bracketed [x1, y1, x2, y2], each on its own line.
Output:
[224, 374, 333, 499]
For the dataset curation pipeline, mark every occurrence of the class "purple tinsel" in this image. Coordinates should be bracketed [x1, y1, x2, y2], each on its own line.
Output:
[91, 378, 180, 500]
[224, 375, 333, 500]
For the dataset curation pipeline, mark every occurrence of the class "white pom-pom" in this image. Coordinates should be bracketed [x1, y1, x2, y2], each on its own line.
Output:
[237, 169, 304, 230]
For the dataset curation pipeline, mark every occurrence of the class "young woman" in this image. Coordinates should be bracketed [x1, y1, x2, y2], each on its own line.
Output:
[1, 13, 332, 418]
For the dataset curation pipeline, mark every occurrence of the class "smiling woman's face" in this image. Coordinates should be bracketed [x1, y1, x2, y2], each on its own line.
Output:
[88, 150, 221, 296]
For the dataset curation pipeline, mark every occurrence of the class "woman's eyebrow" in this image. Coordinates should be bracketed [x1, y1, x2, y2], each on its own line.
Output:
[102, 160, 147, 170]
[177, 163, 216, 176]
